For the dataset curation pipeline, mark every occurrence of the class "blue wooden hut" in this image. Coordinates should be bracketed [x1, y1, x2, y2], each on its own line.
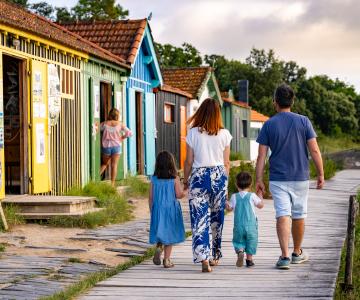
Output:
[64, 19, 163, 176]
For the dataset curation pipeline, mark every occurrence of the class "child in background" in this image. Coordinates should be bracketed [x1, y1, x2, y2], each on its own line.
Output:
[100, 108, 132, 186]
[226, 172, 264, 267]
[149, 151, 186, 268]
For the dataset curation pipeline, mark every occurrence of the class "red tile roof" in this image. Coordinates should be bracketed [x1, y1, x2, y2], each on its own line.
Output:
[61, 19, 147, 64]
[0, 0, 129, 69]
[162, 67, 212, 98]
[251, 109, 269, 122]
[155, 84, 192, 98]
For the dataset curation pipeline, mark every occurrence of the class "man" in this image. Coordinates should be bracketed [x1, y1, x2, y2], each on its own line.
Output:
[256, 84, 324, 270]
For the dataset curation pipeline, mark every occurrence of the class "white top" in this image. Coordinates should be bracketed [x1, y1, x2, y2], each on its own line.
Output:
[229, 191, 262, 217]
[186, 127, 232, 168]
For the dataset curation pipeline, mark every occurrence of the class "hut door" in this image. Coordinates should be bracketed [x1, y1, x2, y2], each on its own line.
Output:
[30, 60, 51, 194]
[2, 55, 29, 195]
[135, 91, 144, 175]
[179, 106, 187, 169]
[100, 82, 112, 179]
[144, 92, 155, 175]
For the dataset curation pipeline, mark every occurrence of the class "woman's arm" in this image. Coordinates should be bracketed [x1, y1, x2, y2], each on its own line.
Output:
[174, 176, 186, 199]
[148, 182, 153, 211]
[183, 144, 194, 190]
[223, 146, 230, 176]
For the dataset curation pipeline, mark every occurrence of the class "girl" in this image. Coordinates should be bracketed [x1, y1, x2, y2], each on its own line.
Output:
[149, 151, 186, 268]
[183, 98, 232, 273]
[100, 108, 132, 186]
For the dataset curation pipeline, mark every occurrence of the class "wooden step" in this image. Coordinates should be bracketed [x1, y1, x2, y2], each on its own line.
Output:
[2, 195, 99, 219]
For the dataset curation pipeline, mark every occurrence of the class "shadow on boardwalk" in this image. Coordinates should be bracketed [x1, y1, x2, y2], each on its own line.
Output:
[80, 170, 360, 300]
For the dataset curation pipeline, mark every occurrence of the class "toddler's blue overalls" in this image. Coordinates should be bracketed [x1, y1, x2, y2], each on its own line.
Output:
[233, 192, 258, 255]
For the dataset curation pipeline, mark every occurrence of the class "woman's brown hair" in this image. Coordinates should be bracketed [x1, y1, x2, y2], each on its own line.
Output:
[108, 108, 120, 121]
[154, 151, 177, 179]
[187, 98, 224, 135]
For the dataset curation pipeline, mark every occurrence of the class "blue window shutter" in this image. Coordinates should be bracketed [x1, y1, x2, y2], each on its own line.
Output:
[127, 88, 137, 175]
[144, 92, 156, 175]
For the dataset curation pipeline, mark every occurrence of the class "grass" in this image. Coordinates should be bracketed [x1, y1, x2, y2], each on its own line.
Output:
[310, 158, 339, 180]
[117, 176, 150, 198]
[40, 247, 156, 300]
[334, 190, 360, 299]
[0, 243, 6, 252]
[317, 134, 360, 155]
[0, 204, 25, 231]
[46, 181, 133, 229]
[230, 151, 244, 161]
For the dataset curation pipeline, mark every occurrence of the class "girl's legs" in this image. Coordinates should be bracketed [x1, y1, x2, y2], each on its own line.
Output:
[110, 154, 120, 186]
[163, 245, 173, 259]
[100, 154, 111, 176]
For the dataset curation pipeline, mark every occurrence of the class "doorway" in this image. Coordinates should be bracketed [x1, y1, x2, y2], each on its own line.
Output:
[135, 91, 144, 175]
[3, 55, 28, 194]
[100, 81, 112, 180]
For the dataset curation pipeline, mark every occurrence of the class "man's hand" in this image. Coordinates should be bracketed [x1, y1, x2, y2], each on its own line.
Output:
[256, 180, 266, 196]
[317, 175, 325, 189]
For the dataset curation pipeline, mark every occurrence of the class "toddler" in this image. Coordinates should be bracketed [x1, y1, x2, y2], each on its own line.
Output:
[226, 172, 264, 267]
[149, 151, 186, 268]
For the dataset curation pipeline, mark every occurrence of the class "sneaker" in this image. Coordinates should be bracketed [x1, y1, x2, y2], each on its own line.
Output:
[291, 249, 309, 264]
[246, 259, 255, 267]
[276, 256, 291, 269]
[236, 250, 244, 267]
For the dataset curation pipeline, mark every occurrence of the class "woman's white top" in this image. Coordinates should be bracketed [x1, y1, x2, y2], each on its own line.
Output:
[186, 127, 232, 168]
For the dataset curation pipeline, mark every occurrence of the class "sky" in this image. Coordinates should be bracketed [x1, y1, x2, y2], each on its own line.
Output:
[44, 0, 360, 92]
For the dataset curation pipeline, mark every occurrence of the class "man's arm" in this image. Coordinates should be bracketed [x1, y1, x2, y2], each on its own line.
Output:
[255, 144, 268, 196]
[307, 138, 324, 189]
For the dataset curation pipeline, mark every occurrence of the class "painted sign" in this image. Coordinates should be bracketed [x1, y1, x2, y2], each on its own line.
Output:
[48, 64, 61, 126]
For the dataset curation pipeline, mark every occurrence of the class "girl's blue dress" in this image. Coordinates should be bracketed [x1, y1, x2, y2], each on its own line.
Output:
[149, 176, 185, 245]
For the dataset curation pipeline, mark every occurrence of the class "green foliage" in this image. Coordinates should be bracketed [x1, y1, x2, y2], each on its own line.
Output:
[47, 182, 132, 229]
[30, 2, 54, 19]
[334, 191, 360, 299]
[310, 158, 338, 180]
[230, 151, 244, 161]
[228, 162, 270, 198]
[155, 43, 202, 68]
[55, 7, 74, 23]
[0, 243, 6, 252]
[118, 176, 150, 198]
[0, 204, 25, 230]
[72, 0, 128, 21]
[317, 135, 360, 154]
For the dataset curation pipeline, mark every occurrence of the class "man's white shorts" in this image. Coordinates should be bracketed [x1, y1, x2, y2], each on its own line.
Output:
[269, 181, 309, 219]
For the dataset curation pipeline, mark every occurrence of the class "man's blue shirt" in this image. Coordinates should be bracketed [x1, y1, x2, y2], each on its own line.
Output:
[256, 112, 317, 181]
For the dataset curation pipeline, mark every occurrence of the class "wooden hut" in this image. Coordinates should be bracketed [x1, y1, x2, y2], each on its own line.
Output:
[154, 84, 192, 169]
[221, 91, 251, 160]
[0, 0, 130, 197]
[63, 19, 163, 176]
[162, 67, 223, 118]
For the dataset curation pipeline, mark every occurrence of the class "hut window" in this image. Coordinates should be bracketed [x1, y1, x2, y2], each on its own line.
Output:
[164, 103, 175, 123]
[61, 67, 75, 99]
[241, 120, 248, 138]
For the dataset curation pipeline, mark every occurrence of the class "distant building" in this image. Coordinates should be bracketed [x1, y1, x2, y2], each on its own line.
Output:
[250, 109, 269, 161]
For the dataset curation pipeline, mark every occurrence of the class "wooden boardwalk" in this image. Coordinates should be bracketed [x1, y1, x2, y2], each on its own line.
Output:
[80, 170, 360, 300]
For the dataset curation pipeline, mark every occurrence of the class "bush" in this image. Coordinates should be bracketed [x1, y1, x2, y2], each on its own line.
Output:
[0, 204, 25, 231]
[228, 162, 270, 198]
[118, 176, 150, 198]
[230, 151, 244, 161]
[310, 158, 338, 180]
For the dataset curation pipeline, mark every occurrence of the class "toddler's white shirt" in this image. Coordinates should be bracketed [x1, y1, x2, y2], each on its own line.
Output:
[229, 191, 262, 217]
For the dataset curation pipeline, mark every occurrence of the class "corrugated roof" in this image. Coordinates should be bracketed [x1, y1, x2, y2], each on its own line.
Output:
[61, 19, 147, 64]
[0, 0, 129, 69]
[162, 67, 212, 98]
[251, 109, 269, 122]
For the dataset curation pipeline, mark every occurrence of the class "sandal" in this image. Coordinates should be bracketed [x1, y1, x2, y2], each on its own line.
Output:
[236, 250, 244, 267]
[209, 249, 222, 266]
[163, 258, 174, 268]
[201, 260, 212, 273]
[153, 243, 163, 265]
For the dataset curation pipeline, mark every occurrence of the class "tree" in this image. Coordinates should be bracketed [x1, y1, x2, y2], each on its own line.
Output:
[30, 2, 54, 19]
[72, 0, 129, 21]
[8, 0, 28, 7]
[156, 42, 202, 68]
[56, 7, 75, 23]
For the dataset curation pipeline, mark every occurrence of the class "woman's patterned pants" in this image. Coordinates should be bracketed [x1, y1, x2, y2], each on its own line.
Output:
[189, 166, 228, 263]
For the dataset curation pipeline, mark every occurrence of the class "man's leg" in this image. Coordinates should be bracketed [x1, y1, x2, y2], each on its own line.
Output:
[277, 216, 291, 258]
[292, 218, 305, 255]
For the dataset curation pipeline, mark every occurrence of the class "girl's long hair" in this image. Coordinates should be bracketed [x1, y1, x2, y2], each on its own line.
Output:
[154, 151, 177, 179]
[187, 98, 224, 135]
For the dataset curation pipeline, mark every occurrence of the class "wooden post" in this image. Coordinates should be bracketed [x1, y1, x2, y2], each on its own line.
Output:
[342, 195, 358, 291]
[0, 202, 8, 231]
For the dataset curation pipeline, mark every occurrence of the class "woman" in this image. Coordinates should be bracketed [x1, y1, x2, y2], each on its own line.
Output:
[183, 98, 232, 272]
[100, 108, 131, 186]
